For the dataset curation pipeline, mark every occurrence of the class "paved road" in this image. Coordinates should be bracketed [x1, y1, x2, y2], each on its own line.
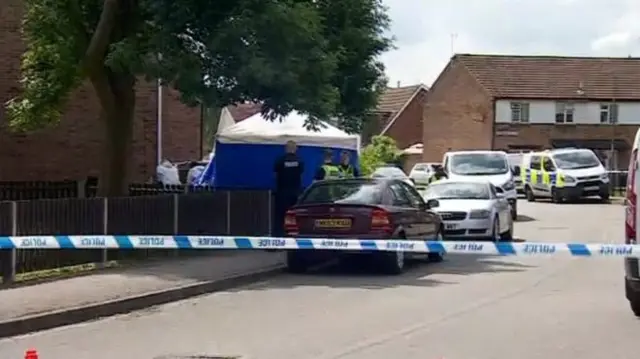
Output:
[0, 200, 634, 359]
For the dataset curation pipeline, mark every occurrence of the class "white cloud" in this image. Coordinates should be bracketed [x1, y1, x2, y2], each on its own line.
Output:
[381, 0, 640, 87]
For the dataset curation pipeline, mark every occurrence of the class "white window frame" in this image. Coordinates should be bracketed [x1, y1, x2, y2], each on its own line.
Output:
[600, 103, 618, 124]
[555, 102, 574, 124]
[510, 102, 530, 123]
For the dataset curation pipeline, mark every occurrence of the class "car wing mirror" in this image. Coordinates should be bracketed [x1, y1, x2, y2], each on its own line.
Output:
[425, 199, 439, 209]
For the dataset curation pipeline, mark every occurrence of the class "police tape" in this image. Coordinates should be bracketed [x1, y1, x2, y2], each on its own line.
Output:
[0, 235, 638, 257]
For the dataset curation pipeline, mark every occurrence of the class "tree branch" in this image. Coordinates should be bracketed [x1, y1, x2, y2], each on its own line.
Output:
[84, 0, 119, 72]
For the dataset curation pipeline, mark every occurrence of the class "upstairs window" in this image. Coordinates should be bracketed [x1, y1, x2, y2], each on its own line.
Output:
[510, 102, 530, 123]
[600, 103, 619, 124]
[555, 102, 574, 124]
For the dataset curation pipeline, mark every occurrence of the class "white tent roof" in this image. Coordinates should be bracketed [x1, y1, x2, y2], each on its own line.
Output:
[216, 111, 359, 150]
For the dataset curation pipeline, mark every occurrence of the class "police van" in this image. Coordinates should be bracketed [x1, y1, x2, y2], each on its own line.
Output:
[442, 150, 518, 220]
[521, 148, 609, 203]
[624, 129, 640, 317]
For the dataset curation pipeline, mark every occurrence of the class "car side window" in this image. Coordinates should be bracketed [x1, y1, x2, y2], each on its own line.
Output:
[388, 183, 411, 207]
[529, 156, 542, 170]
[400, 182, 426, 208]
[543, 157, 555, 172]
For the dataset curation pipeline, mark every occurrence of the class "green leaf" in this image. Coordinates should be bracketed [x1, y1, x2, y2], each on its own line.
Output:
[359, 135, 403, 175]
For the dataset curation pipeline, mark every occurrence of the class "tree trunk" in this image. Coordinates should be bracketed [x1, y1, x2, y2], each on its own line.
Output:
[94, 72, 136, 197]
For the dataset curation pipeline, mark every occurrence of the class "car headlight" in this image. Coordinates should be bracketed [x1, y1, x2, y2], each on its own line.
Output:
[469, 209, 491, 219]
[501, 180, 515, 191]
[600, 173, 610, 181]
[563, 175, 576, 183]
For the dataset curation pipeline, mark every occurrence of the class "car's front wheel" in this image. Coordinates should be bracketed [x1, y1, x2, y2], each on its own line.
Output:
[428, 228, 445, 263]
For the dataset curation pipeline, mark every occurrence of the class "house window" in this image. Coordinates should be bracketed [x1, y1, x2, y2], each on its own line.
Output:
[600, 103, 618, 124]
[555, 102, 574, 124]
[510, 102, 530, 123]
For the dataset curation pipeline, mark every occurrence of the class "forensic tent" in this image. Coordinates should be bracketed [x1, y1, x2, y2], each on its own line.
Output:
[210, 111, 360, 189]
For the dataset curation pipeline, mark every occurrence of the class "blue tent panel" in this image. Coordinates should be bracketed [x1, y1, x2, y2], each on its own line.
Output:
[214, 141, 359, 190]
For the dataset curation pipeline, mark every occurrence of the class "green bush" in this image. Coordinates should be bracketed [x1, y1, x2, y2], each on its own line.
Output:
[360, 136, 404, 176]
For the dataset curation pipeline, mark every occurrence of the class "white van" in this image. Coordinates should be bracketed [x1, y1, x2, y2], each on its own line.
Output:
[624, 130, 640, 317]
[443, 150, 518, 220]
[521, 148, 609, 203]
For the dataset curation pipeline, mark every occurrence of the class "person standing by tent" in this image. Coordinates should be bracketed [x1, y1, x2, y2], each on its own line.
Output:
[314, 149, 342, 181]
[338, 150, 359, 178]
[273, 140, 304, 237]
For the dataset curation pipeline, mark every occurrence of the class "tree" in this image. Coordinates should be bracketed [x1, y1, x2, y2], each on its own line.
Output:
[6, 0, 392, 196]
[359, 135, 404, 176]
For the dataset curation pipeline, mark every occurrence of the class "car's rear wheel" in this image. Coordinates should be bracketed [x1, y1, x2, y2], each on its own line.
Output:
[525, 186, 536, 202]
[286, 251, 310, 274]
[625, 278, 640, 317]
[378, 238, 406, 275]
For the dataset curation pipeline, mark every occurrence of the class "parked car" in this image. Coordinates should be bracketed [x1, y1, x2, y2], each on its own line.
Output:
[371, 166, 415, 187]
[421, 180, 514, 241]
[443, 150, 518, 220]
[624, 128, 640, 317]
[284, 178, 444, 274]
[409, 162, 441, 187]
[522, 148, 609, 203]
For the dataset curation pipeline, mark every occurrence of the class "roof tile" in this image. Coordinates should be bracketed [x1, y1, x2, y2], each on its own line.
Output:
[455, 54, 640, 100]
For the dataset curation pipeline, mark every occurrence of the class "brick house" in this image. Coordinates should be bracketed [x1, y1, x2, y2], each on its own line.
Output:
[368, 84, 429, 150]
[423, 54, 640, 169]
[0, 0, 201, 181]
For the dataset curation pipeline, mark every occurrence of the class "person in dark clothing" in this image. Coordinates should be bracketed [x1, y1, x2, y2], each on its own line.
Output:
[429, 164, 448, 184]
[338, 150, 359, 178]
[314, 149, 341, 181]
[273, 140, 304, 237]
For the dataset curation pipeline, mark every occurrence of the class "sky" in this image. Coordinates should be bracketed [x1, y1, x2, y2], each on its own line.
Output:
[380, 0, 640, 87]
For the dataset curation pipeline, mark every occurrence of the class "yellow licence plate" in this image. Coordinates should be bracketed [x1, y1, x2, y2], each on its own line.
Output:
[314, 218, 352, 229]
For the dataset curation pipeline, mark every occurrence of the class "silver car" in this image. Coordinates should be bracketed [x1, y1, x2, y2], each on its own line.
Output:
[421, 180, 514, 241]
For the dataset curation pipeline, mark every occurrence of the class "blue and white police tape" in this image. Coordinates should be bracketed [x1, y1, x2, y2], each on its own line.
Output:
[0, 235, 639, 257]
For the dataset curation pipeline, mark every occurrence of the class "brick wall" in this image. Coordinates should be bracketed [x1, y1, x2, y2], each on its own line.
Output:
[0, 0, 201, 182]
[385, 89, 427, 150]
[422, 61, 494, 162]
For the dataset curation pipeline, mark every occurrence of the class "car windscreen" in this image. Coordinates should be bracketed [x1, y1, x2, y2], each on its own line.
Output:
[552, 150, 601, 170]
[372, 167, 407, 179]
[299, 181, 383, 205]
[450, 153, 509, 175]
[423, 182, 491, 200]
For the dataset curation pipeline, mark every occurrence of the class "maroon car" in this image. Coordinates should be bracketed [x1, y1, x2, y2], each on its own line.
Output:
[283, 178, 444, 274]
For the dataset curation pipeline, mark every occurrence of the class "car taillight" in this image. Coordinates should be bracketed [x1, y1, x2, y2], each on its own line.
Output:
[371, 208, 392, 233]
[284, 210, 299, 235]
[625, 148, 637, 244]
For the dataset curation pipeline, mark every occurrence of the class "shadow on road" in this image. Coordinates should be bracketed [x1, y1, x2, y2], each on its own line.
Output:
[231, 254, 536, 291]
[516, 214, 535, 222]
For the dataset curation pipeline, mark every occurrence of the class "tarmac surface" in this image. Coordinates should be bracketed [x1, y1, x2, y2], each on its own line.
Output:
[0, 199, 636, 359]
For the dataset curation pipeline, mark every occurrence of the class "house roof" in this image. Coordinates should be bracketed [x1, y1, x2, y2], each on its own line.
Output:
[455, 54, 640, 100]
[226, 103, 262, 122]
[226, 83, 429, 129]
[376, 84, 428, 134]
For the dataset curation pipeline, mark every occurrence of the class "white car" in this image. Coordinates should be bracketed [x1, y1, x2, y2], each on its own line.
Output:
[443, 150, 518, 220]
[409, 162, 440, 185]
[371, 166, 415, 187]
[422, 180, 514, 241]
